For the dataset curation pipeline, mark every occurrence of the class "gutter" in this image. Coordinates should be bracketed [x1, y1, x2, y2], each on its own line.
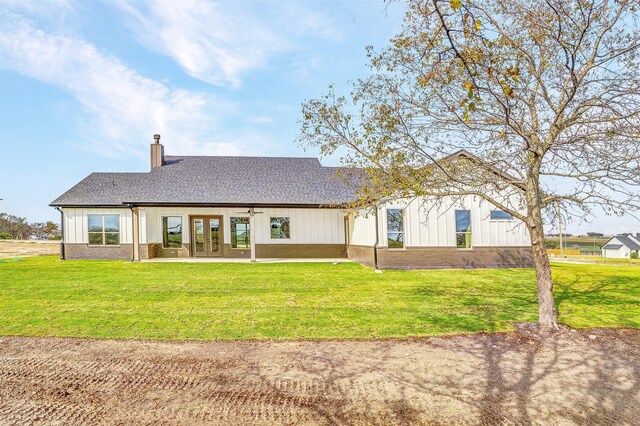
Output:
[49, 204, 126, 208]
[54, 207, 65, 260]
[119, 202, 342, 209]
[49, 202, 348, 209]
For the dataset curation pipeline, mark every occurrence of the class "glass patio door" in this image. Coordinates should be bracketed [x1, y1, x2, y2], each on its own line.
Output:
[191, 216, 222, 257]
[209, 218, 220, 255]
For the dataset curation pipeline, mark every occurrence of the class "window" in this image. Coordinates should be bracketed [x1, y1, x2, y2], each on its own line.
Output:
[88, 214, 120, 246]
[490, 210, 513, 220]
[387, 208, 404, 249]
[456, 210, 472, 249]
[270, 217, 290, 239]
[231, 217, 250, 248]
[162, 216, 182, 248]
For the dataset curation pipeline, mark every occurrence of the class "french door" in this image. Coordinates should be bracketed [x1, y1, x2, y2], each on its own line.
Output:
[191, 216, 222, 257]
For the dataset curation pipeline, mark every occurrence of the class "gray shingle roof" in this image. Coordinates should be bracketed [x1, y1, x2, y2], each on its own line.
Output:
[602, 244, 623, 250]
[614, 234, 640, 250]
[50, 156, 361, 207]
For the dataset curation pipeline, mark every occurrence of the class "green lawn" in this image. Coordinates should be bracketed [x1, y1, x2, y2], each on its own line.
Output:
[0, 256, 638, 340]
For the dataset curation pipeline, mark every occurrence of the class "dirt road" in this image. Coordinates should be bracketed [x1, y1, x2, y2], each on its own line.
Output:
[1, 327, 638, 425]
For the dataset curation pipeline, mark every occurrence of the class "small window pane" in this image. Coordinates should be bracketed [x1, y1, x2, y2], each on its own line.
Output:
[193, 219, 205, 253]
[105, 232, 120, 245]
[210, 218, 220, 253]
[388, 232, 404, 249]
[88, 215, 103, 232]
[455, 210, 472, 248]
[490, 210, 513, 220]
[387, 209, 404, 232]
[455, 210, 471, 232]
[386, 209, 404, 249]
[456, 232, 472, 249]
[163, 216, 182, 248]
[231, 217, 250, 249]
[88, 232, 103, 245]
[270, 217, 290, 239]
[104, 215, 120, 232]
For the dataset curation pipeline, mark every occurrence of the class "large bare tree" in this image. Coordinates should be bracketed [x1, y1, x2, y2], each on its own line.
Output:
[298, 0, 640, 329]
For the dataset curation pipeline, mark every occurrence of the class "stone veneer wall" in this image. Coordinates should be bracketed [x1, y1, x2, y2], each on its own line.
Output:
[148, 243, 190, 258]
[346, 245, 376, 268]
[64, 244, 133, 260]
[256, 244, 346, 258]
[64, 244, 152, 260]
[64, 242, 532, 269]
[374, 246, 534, 269]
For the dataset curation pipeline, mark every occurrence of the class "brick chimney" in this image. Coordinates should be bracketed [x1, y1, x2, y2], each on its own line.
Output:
[150, 134, 164, 169]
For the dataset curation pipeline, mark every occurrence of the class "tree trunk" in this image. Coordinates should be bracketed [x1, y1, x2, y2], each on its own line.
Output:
[529, 221, 558, 329]
[526, 152, 559, 330]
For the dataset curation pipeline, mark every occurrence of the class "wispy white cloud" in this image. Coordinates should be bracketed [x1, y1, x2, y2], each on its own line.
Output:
[1, 0, 75, 17]
[0, 13, 264, 159]
[115, 0, 288, 88]
[1, 0, 79, 34]
[248, 116, 275, 124]
[277, 2, 345, 43]
[114, 0, 349, 88]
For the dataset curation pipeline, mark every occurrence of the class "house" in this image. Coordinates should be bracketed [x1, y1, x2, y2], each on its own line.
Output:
[601, 233, 640, 259]
[50, 135, 534, 269]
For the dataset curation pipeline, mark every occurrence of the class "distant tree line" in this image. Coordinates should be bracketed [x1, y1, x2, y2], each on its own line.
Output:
[546, 232, 608, 238]
[0, 213, 60, 240]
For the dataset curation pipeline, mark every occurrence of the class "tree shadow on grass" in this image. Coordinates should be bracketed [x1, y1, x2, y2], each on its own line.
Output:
[554, 274, 640, 327]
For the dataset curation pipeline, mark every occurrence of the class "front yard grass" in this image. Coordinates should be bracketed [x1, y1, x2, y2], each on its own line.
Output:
[0, 256, 638, 340]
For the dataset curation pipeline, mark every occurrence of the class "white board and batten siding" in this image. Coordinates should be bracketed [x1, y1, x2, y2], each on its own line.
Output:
[143, 207, 346, 245]
[62, 208, 133, 244]
[349, 195, 530, 248]
[63, 198, 529, 249]
[348, 208, 377, 246]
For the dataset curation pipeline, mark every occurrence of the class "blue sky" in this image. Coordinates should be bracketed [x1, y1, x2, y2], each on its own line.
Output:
[0, 0, 637, 235]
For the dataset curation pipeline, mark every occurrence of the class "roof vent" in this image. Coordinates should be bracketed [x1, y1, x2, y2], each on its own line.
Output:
[150, 134, 164, 169]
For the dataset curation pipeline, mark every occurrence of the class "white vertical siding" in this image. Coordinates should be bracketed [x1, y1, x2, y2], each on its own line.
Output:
[349, 194, 530, 248]
[62, 208, 132, 244]
[63, 198, 529, 249]
[139, 208, 147, 243]
[142, 207, 346, 245]
[348, 208, 377, 246]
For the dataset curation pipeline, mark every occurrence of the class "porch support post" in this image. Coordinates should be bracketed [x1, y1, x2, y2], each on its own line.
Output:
[132, 207, 140, 262]
[249, 207, 256, 262]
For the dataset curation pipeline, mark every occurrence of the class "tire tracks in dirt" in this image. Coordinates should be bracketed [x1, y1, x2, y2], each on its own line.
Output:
[1, 329, 639, 425]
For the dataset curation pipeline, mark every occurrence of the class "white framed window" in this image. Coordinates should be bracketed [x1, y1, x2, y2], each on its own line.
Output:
[162, 216, 183, 248]
[386, 208, 404, 249]
[270, 217, 290, 239]
[88, 214, 120, 246]
[230, 217, 250, 248]
[455, 210, 472, 249]
[490, 210, 513, 220]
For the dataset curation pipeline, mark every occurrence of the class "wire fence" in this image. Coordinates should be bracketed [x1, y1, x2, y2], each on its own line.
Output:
[547, 249, 602, 257]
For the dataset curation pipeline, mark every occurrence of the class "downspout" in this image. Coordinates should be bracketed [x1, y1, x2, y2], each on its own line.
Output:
[55, 207, 65, 260]
[373, 205, 380, 270]
[127, 204, 135, 262]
